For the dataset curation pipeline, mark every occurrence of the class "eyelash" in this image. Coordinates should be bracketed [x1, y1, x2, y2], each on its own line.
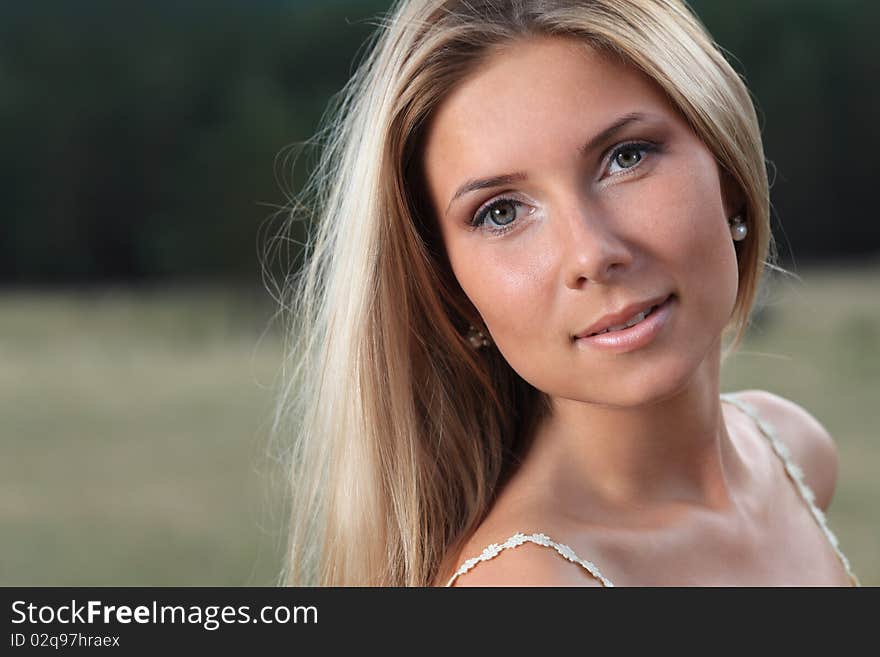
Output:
[467, 140, 660, 236]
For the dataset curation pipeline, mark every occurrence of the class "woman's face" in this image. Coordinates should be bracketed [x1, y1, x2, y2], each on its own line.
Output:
[421, 36, 742, 407]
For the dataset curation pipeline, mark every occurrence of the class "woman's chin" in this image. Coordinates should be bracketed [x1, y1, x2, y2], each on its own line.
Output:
[558, 359, 704, 409]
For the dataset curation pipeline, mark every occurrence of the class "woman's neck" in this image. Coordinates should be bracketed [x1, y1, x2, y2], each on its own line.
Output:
[517, 343, 748, 518]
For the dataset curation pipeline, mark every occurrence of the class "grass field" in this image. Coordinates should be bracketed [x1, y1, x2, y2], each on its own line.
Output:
[0, 285, 288, 586]
[1, 263, 878, 586]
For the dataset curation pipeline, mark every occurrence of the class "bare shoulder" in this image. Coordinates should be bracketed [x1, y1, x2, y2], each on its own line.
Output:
[731, 389, 839, 511]
[450, 538, 604, 587]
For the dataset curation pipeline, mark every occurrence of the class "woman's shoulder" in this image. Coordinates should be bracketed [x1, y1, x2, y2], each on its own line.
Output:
[726, 389, 839, 511]
[441, 506, 605, 587]
[447, 536, 605, 587]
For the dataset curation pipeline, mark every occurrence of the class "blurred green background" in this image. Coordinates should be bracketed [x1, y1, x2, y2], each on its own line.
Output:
[1, 0, 877, 585]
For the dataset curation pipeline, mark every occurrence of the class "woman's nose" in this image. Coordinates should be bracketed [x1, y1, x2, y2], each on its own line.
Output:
[560, 204, 634, 289]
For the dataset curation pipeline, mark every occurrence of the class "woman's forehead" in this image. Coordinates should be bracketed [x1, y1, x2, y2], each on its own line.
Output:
[420, 36, 681, 215]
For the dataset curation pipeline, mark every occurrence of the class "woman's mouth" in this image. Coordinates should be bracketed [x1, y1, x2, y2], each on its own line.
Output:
[573, 294, 675, 353]
[588, 304, 659, 336]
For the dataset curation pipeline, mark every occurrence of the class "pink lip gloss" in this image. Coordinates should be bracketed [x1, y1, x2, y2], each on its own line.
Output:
[574, 295, 675, 353]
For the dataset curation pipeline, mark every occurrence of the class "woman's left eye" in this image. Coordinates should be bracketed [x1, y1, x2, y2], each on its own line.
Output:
[606, 141, 656, 175]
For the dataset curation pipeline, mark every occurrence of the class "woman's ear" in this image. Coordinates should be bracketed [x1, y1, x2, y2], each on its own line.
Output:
[719, 165, 746, 219]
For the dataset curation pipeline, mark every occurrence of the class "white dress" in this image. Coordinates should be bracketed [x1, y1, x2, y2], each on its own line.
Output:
[445, 394, 861, 587]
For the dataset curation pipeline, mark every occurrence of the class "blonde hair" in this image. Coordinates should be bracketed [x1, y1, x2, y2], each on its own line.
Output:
[268, 0, 774, 586]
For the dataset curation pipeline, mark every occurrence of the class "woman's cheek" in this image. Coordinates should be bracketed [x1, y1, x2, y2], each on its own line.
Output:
[681, 214, 740, 325]
[478, 274, 539, 338]
[459, 241, 547, 322]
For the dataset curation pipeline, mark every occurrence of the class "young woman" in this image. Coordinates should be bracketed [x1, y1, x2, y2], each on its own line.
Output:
[270, 0, 860, 586]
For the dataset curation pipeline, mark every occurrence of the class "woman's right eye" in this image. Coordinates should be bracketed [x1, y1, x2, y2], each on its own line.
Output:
[469, 197, 533, 236]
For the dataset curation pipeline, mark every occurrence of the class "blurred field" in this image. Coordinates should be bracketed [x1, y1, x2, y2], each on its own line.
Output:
[1, 263, 878, 586]
[0, 285, 287, 586]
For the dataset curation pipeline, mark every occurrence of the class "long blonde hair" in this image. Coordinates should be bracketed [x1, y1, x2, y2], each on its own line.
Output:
[268, 0, 774, 586]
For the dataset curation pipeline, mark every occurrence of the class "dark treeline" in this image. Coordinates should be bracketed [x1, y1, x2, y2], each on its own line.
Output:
[1, 0, 877, 285]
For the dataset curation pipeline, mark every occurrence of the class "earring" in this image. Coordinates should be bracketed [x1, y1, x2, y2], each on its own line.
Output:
[728, 214, 747, 241]
[466, 324, 491, 349]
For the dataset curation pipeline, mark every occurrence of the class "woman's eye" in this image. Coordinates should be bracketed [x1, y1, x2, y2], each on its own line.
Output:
[469, 198, 531, 235]
[606, 142, 655, 175]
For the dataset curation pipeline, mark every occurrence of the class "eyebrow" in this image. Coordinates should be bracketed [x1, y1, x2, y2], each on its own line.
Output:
[444, 111, 651, 217]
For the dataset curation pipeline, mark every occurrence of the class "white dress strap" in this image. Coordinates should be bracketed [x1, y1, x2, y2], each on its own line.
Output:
[445, 531, 614, 587]
[719, 393, 861, 587]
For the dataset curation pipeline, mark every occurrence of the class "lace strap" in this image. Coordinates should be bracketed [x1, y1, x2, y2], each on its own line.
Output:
[719, 393, 861, 587]
[445, 531, 614, 587]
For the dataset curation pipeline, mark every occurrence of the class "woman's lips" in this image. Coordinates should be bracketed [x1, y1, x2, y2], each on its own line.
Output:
[573, 293, 671, 339]
[573, 294, 675, 353]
